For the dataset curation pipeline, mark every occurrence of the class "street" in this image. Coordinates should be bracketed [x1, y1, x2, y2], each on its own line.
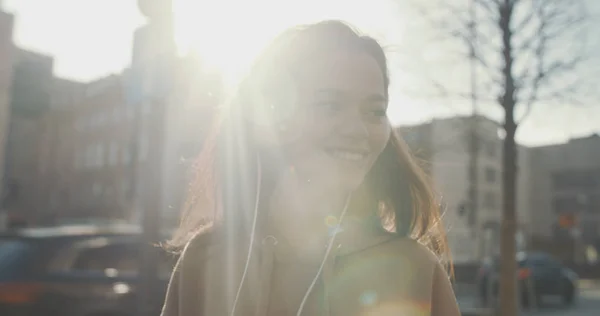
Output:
[536, 280, 600, 316]
[458, 280, 600, 316]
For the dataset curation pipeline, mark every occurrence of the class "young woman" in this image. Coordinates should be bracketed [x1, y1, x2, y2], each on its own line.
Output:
[161, 20, 460, 316]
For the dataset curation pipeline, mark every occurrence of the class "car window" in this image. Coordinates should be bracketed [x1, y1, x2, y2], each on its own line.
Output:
[42, 236, 175, 278]
[70, 241, 174, 278]
[71, 243, 139, 275]
[544, 257, 562, 269]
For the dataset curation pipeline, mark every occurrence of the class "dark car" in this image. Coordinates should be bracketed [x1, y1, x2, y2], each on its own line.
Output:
[477, 251, 578, 308]
[0, 224, 175, 316]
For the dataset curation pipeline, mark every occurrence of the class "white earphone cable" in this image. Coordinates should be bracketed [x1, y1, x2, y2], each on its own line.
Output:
[230, 154, 262, 316]
[296, 195, 351, 316]
[229, 153, 351, 316]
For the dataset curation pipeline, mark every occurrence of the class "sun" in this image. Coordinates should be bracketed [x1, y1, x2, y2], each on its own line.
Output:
[170, 0, 419, 125]
[171, 0, 402, 86]
[172, 0, 305, 85]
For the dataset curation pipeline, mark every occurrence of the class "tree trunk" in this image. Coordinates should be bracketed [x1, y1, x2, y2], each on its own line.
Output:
[499, 1, 518, 315]
[500, 122, 518, 316]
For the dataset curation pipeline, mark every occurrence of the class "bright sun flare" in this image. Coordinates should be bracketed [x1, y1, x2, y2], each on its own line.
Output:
[170, 0, 421, 126]
[172, 0, 402, 86]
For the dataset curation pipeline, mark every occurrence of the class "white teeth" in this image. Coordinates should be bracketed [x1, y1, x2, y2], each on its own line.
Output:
[329, 150, 367, 161]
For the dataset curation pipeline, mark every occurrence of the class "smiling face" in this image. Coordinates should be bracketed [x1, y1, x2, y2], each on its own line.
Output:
[272, 50, 391, 192]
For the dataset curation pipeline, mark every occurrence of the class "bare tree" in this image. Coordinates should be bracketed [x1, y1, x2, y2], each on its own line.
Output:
[407, 0, 590, 314]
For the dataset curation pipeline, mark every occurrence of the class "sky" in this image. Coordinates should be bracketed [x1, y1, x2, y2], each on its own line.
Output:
[4, 0, 599, 146]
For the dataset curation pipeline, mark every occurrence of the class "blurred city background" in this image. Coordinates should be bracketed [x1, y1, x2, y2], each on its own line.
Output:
[0, 0, 599, 315]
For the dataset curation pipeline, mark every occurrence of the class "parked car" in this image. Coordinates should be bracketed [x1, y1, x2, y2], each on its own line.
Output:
[0, 224, 175, 316]
[477, 251, 578, 307]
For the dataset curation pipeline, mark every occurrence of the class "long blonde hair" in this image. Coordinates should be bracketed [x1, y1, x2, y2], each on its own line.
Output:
[169, 20, 451, 271]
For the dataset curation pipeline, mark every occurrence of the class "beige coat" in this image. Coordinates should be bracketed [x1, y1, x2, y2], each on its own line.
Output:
[160, 229, 460, 316]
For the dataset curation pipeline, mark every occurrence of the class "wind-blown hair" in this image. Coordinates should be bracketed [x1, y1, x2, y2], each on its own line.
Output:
[168, 20, 451, 269]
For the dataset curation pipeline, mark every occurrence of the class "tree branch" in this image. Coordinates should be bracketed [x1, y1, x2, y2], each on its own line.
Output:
[514, 0, 588, 125]
[407, 0, 592, 124]
[401, 70, 501, 105]
[474, 0, 500, 21]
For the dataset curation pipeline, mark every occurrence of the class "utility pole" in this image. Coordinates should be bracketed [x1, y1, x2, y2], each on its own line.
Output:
[130, 1, 175, 315]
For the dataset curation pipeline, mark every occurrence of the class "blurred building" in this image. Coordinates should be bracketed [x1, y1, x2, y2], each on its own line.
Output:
[529, 133, 600, 262]
[2, 48, 54, 226]
[30, 71, 173, 224]
[0, 1, 218, 229]
[41, 76, 130, 222]
[399, 116, 532, 263]
[35, 78, 85, 223]
[0, 7, 14, 227]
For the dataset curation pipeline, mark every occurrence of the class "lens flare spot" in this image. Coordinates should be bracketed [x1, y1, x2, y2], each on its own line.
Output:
[359, 290, 378, 306]
[325, 215, 338, 227]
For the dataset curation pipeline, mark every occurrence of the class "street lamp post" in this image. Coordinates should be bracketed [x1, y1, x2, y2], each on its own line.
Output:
[130, 1, 175, 316]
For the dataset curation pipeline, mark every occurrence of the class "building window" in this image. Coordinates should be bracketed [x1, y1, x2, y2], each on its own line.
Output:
[96, 143, 105, 168]
[85, 145, 95, 168]
[70, 188, 78, 207]
[139, 136, 149, 161]
[89, 116, 97, 129]
[99, 112, 108, 127]
[92, 182, 104, 198]
[121, 178, 132, 197]
[74, 117, 86, 131]
[49, 191, 59, 210]
[104, 186, 115, 199]
[486, 141, 497, 158]
[483, 192, 497, 209]
[126, 106, 135, 120]
[142, 101, 151, 115]
[74, 150, 84, 169]
[485, 167, 497, 183]
[112, 108, 121, 123]
[122, 146, 132, 165]
[109, 142, 119, 166]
